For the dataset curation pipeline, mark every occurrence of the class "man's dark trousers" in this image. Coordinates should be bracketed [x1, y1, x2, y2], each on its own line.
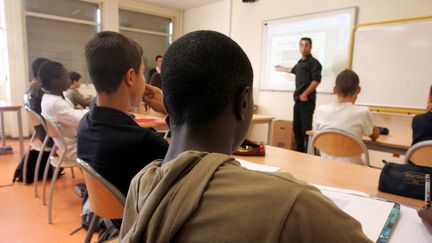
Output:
[293, 99, 315, 152]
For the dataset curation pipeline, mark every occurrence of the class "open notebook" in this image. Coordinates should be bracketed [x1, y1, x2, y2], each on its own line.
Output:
[316, 185, 432, 243]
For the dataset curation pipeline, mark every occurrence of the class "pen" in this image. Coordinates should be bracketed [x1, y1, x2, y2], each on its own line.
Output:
[425, 174, 430, 209]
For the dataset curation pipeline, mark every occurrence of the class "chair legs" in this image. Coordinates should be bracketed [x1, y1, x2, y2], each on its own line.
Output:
[42, 148, 56, 206]
[34, 138, 50, 197]
[85, 215, 100, 243]
[22, 145, 32, 184]
[47, 164, 62, 224]
[71, 167, 75, 179]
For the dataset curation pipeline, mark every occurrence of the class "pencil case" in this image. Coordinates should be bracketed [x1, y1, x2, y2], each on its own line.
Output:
[234, 139, 265, 156]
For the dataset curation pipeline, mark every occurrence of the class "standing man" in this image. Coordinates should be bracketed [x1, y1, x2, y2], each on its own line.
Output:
[275, 37, 322, 152]
[147, 55, 163, 82]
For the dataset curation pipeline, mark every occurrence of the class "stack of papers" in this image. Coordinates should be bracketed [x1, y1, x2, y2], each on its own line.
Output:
[236, 159, 280, 172]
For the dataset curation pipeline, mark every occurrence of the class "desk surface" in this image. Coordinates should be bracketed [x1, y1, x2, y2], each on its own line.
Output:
[235, 146, 423, 207]
[363, 130, 411, 150]
[250, 114, 274, 123]
[0, 101, 22, 111]
[134, 113, 274, 128]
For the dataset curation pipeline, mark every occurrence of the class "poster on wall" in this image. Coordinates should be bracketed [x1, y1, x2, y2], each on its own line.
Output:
[260, 7, 357, 92]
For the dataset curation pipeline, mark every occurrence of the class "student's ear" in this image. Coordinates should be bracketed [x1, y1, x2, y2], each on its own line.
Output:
[333, 86, 337, 94]
[357, 86, 362, 94]
[124, 68, 135, 87]
[235, 86, 250, 120]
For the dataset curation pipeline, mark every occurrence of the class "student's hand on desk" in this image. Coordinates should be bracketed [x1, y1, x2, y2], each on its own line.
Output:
[143, 84, 167, 115]
[299, 93, 308, 102]
[418, 207, 432, 228]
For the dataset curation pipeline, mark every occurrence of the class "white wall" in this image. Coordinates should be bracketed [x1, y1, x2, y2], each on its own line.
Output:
[182, 0, 432, 142]
[182, 0, 231, 35]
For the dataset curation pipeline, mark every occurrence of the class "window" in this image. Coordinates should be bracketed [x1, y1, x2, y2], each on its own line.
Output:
[23, 0, 100, 83]
[119, 9, 172, 80]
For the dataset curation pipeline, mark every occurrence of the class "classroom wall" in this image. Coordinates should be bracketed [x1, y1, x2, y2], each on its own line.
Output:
[183, 0, 432, 142]
[182, 0, 231, 35]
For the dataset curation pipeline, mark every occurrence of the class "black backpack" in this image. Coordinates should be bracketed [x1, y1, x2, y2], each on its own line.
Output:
[13, 149, 54, 184]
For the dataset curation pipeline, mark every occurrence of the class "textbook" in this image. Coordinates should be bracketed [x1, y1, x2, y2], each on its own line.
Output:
[316, 185, 432, 243]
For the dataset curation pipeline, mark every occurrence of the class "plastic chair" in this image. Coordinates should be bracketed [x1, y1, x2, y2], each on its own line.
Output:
[76, 158, 125, 243]
[404, 140, 432, 167]
[23, 107, 52, 197]
[308, 129, 370, 166]
[41, 118, 77, 224]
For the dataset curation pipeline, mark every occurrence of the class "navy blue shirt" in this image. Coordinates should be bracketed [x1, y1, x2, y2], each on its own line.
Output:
[412, 111, 432, 145]
[77, 106, 169, 196]
[292, 54, 322, 102]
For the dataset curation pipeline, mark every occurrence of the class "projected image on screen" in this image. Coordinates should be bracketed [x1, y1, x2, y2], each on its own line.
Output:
[260, 8, 356, 92]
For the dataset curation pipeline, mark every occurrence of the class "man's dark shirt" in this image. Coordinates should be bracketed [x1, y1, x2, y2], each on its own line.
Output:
[25, 82, 44, 115]
[77, 106, 169, 196]
[291, 54, 322, 102]
[412, 111, 432, 145]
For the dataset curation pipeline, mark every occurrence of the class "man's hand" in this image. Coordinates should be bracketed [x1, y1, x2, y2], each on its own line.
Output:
[75, 104, 84, 110]
[418, 207, 432, 228]
[299, 93, 308, 102]
[143, 84, 167, 115]
[275, 65, 291, 73]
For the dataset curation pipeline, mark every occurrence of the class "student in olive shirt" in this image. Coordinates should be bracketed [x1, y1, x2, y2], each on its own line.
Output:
[276, 37, 322, 152]
[120, 31, 370, 243]
[77, 32, 169, 196]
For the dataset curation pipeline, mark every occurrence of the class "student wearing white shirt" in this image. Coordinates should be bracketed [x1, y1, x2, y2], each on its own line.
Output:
[313, 69, 380, 164]
[39, 61, 88, 161]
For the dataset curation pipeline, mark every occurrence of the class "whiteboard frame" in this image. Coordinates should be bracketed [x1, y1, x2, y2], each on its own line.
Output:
[259, 7, 358, 93]
[347, 15, 432, 114]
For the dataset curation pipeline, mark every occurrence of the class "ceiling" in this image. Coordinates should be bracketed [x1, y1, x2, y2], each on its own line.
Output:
[133, 0, 223, 10]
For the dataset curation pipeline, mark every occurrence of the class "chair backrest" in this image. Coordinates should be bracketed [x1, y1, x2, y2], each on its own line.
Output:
[25, 106, 44, 128]
[44, 118, 66, 145]
[310, 129, 370, 166]
[76, 158, 125, 219]
[404, 140, 432, 167]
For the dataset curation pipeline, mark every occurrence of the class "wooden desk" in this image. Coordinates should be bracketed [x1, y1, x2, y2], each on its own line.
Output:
[363, 130, 411, 155]
[250, 114, 274, 144]
[133, 113, 168, 130]
[235, 146, 423, 207]
[0, 102, 24, 158]
[134, 114, 274, 143]
[307, 130, 411, 155]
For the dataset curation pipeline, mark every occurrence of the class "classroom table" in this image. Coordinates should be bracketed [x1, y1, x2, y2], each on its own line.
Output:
[134, 113, 274, 143]
[307, 130, 411, 155]
[235, 145, 423, 207]
[0, 101, 24, 158]
[363, 130, 411, 155]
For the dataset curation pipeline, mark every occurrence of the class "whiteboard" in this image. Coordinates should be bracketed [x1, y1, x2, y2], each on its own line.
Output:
[352, 18, 432, 109]
[260, 8, 357, 92]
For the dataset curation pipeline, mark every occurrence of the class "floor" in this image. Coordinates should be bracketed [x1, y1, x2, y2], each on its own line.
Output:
[0, 139, 96, 243]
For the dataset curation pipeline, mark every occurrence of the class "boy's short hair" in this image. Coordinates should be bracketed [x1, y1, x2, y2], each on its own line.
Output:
[69, 71, 81, 82]
[31, 57, 50, 78]
[85, 31, 143, 93]
[38, 61, 65, 91]
[161, 30, 253, 126]
[335, 69, 360, 97]
[155, 55, 163, 61]
[430, 84, 432, 95]
[300, 37, 312, 46]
